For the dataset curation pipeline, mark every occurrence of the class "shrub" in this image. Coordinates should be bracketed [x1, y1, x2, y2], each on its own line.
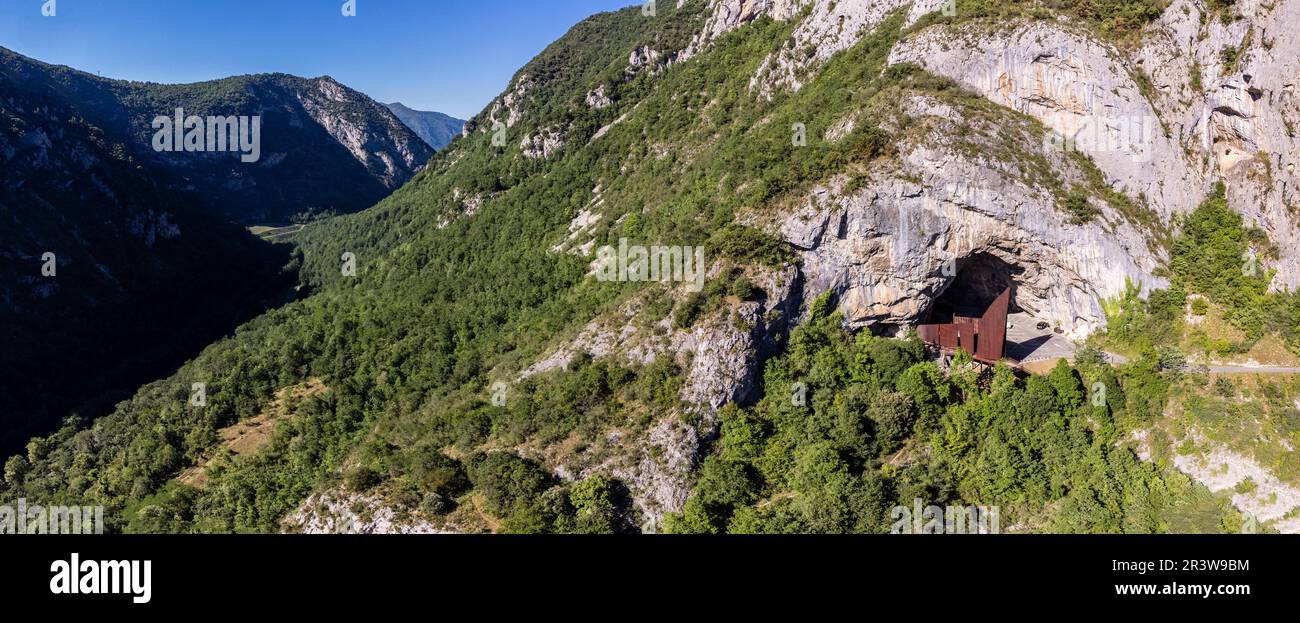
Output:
[1064, 190, 1100, 224]
[420, 492, 452, 516]
[1214, 377, 1236, 398]
[708, 224, 793, 267]
[673, 293, 708, 330]
[729, 276, 758, 300]
[344, 466, 382, 492]
[867, 391, 917, 454]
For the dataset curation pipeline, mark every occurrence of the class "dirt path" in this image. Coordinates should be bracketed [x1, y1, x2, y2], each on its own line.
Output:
[1203, 366, 1300, 374]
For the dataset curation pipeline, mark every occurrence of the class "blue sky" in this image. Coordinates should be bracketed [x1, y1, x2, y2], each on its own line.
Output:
[1, 0, 636, 119]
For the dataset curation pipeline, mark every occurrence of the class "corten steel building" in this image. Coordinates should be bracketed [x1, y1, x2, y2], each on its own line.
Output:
[917, 287, 1011, 364]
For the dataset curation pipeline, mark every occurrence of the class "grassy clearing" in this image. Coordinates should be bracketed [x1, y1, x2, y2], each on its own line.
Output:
[1158, 373, 1300, 486]
[1184, 302, 1300, 367]
[178, 379, 329, 488]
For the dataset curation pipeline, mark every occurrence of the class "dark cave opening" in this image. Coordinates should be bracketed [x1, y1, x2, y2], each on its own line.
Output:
[924, 252, 1024, 324]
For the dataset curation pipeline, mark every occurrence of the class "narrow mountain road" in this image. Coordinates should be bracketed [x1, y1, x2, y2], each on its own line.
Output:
[1108, 352, 1300, 374]
[1203, 365, 1300, 374]
[1066, 350, 1300, 375]
[249, 223, 308, 242]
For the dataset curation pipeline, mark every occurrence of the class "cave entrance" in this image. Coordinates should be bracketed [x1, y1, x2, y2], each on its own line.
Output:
[925, 252, 1023, 325]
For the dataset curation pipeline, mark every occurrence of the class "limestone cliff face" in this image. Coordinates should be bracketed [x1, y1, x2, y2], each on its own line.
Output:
[888, 21, 1205, 222]
[747, 0, 945, 98]
[677, 2, 1166, 340]
[775, 93, 1165, 340]
[518, 0, 1300, 523]
[883, 2, 1300, 288]
[672, 2, 1170, 343]
[294, 76, 435, 190]
[681, 0, 1300, 326]
[1139, 0, 1300, 287]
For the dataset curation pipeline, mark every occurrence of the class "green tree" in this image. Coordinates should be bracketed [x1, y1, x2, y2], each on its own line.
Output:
[569, 475, 621, 534]
[867, 392, 916, 455]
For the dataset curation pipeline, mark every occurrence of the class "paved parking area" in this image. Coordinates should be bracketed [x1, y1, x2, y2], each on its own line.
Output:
[1005, 313, 1076, 364]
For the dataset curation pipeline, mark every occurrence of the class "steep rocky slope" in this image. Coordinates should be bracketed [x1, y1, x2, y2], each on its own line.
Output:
[4, 0, 1294, 533]
[886, 0, 1300, 286]
[357, 0, 1297, 528]
[0, 47, 431, 455]
[0, 50, 294, 455]
[0, 47, 434, 224]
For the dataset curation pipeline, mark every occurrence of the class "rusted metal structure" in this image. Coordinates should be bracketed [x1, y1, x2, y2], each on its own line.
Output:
[917, 287, 1011, 363]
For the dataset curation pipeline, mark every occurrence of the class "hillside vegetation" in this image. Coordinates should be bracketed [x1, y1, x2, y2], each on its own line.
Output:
[0, 0, 1281, 534]
[0, 42, 444, 458]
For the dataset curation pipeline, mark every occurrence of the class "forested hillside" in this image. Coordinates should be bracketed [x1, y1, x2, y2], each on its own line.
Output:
[0, 46, 434, 457]
[0, 47, 434, 224]
[3, 0, 1295, 534]
[0, 51, 296, 457]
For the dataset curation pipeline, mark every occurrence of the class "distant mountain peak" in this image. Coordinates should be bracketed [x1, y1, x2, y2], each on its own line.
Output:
[0, 46, 435, 223]
[384, 103, 465, 151]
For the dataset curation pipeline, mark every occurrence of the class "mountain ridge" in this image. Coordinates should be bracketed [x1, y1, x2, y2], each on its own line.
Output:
[385, 102, 465, 151]
[0, 46, 435, 224]
[5, 0, 1299, 535]
[0, 47, 438, 455]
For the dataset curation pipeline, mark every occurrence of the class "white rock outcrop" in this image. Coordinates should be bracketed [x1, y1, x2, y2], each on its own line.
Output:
[781, 94, 1164, 340]
[887, 7, 1300, 288]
